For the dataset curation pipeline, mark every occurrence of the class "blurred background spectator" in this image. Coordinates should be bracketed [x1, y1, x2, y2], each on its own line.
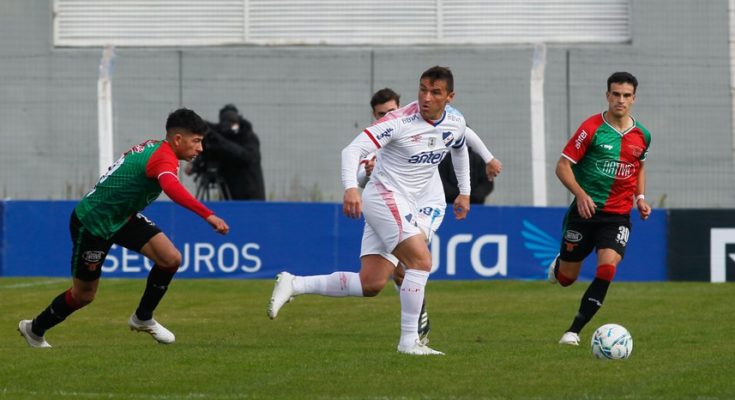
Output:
[187, 104, 265, 201]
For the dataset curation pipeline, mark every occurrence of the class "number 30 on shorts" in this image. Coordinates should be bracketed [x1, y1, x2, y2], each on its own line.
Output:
[616, 226, 630, 246]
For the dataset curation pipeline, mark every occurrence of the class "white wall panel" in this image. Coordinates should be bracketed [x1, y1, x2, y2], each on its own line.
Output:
[54, 0, 630, 46]
[443, 0, 631, 43]
[54, 0, 246, 46]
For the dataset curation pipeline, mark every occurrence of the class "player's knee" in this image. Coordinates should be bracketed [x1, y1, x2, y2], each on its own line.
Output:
[557, 271, 576, 287]
[362, 279, 387, 297]
[406, 255, 432, 272]
[157, 250, 182, 271]
[71, 289, 96, 307]
[595, 263, 617, 281]
[557, 260, 581, 287]
[77, 295, 95, 307]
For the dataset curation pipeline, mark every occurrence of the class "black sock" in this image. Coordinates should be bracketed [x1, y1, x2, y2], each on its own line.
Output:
[32, 290, 80, 336]
[135, 266, 175, 321]
[568, 278, 611, 333]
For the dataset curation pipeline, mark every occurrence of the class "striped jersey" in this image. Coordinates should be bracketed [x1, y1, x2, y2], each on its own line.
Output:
[75, 140, 180, 239]
[562, 112, 652, 214]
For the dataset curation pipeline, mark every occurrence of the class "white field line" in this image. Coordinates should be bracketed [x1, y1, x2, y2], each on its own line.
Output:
[0, 279, 66, 289]
[0, 388, 258, 399]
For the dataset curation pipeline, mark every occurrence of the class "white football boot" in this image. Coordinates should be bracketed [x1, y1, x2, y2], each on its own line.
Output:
[267, 272, 295, 319]
[18, 320, 52, 348]
[128, 314, 175, 344]
[559, 331, 580, 346]
[547, 254, 560, 284]
[546, 254, 560, 285]
[397, 339, 445, 356]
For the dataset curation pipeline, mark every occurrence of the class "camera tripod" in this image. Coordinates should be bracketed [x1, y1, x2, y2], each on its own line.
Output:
[194, 170, 232, 201]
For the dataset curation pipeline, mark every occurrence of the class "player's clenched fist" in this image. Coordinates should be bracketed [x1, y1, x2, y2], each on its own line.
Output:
[343, 188, 362, 219]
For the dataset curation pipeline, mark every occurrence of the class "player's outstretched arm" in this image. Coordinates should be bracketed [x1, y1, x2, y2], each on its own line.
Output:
[206, 215, 230, 234]
[464, 127, 502, 180]
[158, 173, 229, 232]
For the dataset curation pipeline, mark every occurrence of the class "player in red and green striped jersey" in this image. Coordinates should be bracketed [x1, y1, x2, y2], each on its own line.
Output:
[548, 72, 652, 346]
[18, 108, 230, 348]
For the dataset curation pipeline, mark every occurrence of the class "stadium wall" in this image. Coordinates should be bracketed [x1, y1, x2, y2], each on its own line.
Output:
[0, 1, 733, 208]
[0, 201, 667, 282]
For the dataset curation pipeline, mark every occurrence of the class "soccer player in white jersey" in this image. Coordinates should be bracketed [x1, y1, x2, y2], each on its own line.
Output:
[356, 88, 503, 343]
[268, 66, 471, 355]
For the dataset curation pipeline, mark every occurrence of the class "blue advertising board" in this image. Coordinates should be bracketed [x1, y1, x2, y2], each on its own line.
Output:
[0, 201, 667, 281]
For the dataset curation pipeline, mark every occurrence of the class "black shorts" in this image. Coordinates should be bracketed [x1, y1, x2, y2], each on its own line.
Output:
[69, 211, 162, 281]
[558, 206, 632, 262]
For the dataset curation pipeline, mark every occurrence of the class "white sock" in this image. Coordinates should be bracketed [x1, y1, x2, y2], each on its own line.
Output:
[292, 272, 363, 297]
[399, 269, 429, 347]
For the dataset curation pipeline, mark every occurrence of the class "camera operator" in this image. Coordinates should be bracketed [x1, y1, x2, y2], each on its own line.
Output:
[186, 104, 265, 200]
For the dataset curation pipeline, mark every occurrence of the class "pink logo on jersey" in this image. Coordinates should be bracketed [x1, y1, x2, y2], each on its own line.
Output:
[628, 144, 644, 158]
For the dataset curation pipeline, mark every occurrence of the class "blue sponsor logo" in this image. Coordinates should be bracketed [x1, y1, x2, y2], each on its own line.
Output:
[375, 128, 393, 141]
[408, 150, 446, 164]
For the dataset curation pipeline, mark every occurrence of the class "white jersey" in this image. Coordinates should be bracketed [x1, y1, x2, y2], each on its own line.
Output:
[342, 101, 470, 204]
[358, 126, 493, 212]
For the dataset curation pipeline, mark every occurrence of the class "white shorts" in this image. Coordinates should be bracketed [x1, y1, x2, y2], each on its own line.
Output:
[360, 180, 445, 266]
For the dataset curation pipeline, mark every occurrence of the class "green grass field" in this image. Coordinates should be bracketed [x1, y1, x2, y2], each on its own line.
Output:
[1, 278, 733, 399]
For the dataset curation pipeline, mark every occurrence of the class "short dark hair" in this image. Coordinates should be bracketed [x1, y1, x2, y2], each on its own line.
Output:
[420, 66, 454, 93]
[607, 72, 638, 93]
[219, 104, 240, 125]
[165, 108, 208, 135]
[219, 103, 239, 117]
[370, 88, 401, 110]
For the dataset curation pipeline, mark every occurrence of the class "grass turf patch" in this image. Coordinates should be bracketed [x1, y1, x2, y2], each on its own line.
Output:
[1, 278, 733, 399]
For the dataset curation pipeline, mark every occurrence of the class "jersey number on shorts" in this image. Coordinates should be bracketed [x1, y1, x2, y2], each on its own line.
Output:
[616, 226, 630, 247]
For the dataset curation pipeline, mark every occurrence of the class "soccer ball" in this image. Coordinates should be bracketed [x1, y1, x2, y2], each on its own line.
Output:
[591, 323, 633, 360]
